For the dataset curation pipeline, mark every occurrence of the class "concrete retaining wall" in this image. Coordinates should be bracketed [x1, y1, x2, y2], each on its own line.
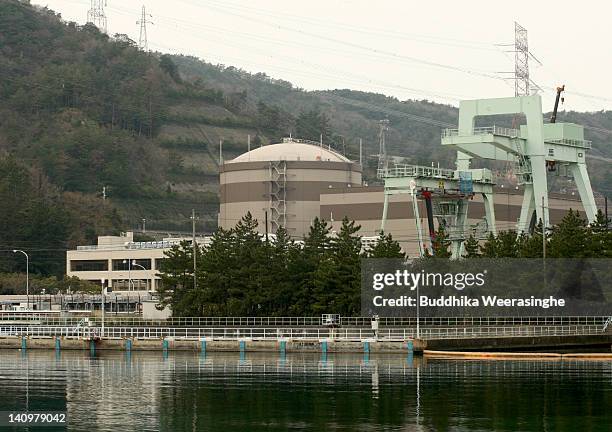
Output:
[0, 337, 424, 353]
[2, 335, 610, 353]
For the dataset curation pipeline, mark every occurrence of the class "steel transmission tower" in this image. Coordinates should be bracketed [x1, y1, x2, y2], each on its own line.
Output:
[514, 22, 530, 96]
[137, 5, 153, 51]
[377, 119, 390, 176]
[87, 0, 107, 33]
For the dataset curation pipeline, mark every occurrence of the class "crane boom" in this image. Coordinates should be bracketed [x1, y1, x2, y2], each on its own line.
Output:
[550, 85, 565, 123]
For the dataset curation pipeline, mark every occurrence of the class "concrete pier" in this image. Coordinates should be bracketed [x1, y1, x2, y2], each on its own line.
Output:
[1, 334, 610, 353]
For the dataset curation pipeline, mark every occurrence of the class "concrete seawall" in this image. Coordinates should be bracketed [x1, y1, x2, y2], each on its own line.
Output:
[2, 334, 611, 354]
[0, 337, 425, 353]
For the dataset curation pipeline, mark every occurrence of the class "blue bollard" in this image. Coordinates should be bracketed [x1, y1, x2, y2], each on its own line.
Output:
[21, 337, 26, 351]
[89, 339, 96, 355]
[280, 340, 286, 357]
[407, 340, 414, 364]
[200, 339, 207, 353]
[364, 341, 370, 354]
[55, 338, 61, 352]
[321, 340, 328, 354]
[162, 339, 169, 351]
[125, 339, 132, 352]
[239, 340, 246, 362]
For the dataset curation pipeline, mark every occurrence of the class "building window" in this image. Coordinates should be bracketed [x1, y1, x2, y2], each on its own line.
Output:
[70, 260, 108, 272]
[112, 259, 152, 271]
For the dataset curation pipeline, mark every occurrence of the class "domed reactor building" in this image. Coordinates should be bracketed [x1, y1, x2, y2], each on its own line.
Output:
[219, 137, 592, 255]
[219, 138, 362, 238]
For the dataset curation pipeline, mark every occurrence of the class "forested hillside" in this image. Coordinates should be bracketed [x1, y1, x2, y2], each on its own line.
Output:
[0, 0, 610, 279]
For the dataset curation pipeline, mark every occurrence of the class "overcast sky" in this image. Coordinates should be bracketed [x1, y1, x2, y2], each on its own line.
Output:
[32, 0, 612, 112]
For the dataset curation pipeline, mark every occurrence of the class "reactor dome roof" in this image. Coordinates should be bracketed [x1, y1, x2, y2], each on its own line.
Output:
[228, 138, 351, 163]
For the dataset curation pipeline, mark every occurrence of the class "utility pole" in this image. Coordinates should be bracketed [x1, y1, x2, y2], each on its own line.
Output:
[605, 196, 609, 230]
[542, 195, 547, 260]
[12, 250, 29, 310]
[219, 139, 223, 165]
[137, 5, 153, 51]
[191, 209, 198, 290]
[359, 138, 363, 167]
[142, 218, 146, 233]
[87, 0, 107, 33]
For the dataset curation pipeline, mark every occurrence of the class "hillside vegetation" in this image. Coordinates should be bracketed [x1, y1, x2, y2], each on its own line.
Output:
[0, 0, 610, 278]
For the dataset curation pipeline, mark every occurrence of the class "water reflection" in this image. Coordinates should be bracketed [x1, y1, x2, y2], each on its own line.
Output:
[0, 350, 609, 432]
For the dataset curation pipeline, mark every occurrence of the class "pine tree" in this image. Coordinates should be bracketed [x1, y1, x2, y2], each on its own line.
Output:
[430, 224, 451, 258]
[586, 209, 611, 257]
[519, 220, 544, 258]
[199, 227, 235, 315]
[479, 232, 498, 258]
[231, 212, 265, 315]
[496, 230, 519, 257]
[463, 234, 480, 258]
[312, 218, 362, 315]
[548, 209, 587, 258]
[368, 231, 406, 259]
[157, 239, 204, 316]
[264, 227, 296, 315]
[290, 217, 332, 315]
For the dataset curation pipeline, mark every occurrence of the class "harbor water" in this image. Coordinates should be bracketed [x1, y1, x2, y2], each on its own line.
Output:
[0, 350, 610, 431]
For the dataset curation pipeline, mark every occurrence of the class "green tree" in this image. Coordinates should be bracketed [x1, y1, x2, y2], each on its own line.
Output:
[480, 232, 499, 258]
[548, 209, 588, 258]
[463, 234, 480, 258]
[587, 209, 611, 257]
[519, 221, 544, 258]
[368, 231, 406, 259]
[496, 230, 520, 258]
[428, 225, 451, 258]
[311, 218, 361, 315]
[157, 240, 199, 315]
[159, 54, 181, 82]
[289, 217, 331, 315]
[295, 109, 332, 142]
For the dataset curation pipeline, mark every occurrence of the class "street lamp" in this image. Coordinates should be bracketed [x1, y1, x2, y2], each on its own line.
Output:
[122, 259, 133, 290]
[12, 250, 29, 310]
[131, 261, 146, 271]
[131, 260, 147, 290]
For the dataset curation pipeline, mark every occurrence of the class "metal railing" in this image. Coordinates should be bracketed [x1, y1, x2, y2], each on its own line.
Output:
[545, 138, 592, 149]
[442, 126, 521, 139]
[0, 315, 609, 328]
[1, 324, 607, 341]
[378, 164, 455, 180]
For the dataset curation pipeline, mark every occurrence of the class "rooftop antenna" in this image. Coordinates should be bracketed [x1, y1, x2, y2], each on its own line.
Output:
[377, 119, 390, 177]
[87, 0, 107, 33]
[137, 5, 153, 51]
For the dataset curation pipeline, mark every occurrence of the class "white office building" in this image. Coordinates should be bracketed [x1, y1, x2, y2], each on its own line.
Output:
[66, 232, 209, 292]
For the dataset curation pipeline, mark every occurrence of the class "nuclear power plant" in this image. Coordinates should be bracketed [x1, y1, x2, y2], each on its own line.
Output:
[219, 137, 362, 238]
[218, 94, 598, 258]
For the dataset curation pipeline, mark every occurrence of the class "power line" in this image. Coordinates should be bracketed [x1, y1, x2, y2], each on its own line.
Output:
[159, 1, 506, 82]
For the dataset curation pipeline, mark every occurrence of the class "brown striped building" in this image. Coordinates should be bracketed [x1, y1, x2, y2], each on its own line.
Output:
[320, 186, 587, 255]
[219, 139, 591, 256]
